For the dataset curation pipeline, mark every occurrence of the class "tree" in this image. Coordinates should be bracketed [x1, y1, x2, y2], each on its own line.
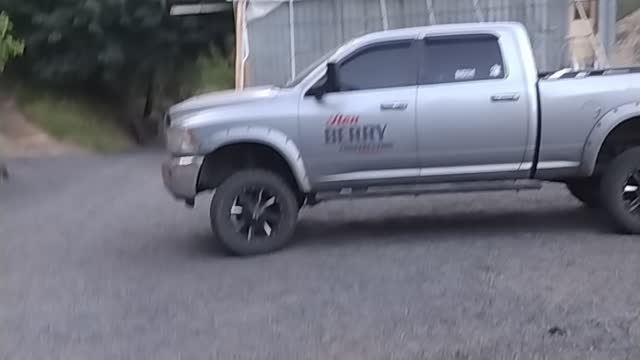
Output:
[0, 0, 233, 142]
[0, 12, 24, 72]
[1, 0, 231, 88]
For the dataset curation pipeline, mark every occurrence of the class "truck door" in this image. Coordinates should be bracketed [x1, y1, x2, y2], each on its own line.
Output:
[416, 34, 530, 180]
[299, 39, 419, 188]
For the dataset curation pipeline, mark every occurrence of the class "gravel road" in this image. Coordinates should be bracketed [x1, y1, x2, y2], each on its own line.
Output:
[1, 152, 639, 360]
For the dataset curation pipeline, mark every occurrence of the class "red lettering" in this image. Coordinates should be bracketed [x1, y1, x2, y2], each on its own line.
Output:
[327, 114, 360, 127]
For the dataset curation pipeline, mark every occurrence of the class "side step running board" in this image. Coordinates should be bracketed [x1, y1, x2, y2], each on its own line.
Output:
[313, 180, 542, 203]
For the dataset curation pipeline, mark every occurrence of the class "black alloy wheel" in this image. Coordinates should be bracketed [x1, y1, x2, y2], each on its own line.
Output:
[210, 170, 299, 256]
[229, 187, 282, 242]
[601, 147, 640, 234]
[621, 172, 640, 215]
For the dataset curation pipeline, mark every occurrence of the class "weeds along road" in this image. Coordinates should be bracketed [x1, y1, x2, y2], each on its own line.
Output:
[1, 152, 639, 360]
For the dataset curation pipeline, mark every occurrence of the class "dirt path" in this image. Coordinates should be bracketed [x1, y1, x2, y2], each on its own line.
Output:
[0, 95, 83, 158]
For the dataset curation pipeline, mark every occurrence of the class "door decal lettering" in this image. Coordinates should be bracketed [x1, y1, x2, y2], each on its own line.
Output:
[324, 114, 392, 153]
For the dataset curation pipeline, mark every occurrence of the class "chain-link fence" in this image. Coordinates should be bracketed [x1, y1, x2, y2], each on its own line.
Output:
[244, 0, 570, 86]
[242, 0, 638, 87]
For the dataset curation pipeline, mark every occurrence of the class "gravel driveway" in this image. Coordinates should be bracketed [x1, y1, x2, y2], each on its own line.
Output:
[1, 152, 639, 360]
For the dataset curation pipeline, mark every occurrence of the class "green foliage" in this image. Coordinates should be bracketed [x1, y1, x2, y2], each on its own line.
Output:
[16, 86, 132, 152]
[0, 1, 233, 142]
[181, 49, 235, 97]
[1, 0, 232, 92]
[0, 12, 24, 72]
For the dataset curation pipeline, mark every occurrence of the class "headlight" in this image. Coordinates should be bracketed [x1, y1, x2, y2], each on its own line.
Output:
[165, 126, 199, 155]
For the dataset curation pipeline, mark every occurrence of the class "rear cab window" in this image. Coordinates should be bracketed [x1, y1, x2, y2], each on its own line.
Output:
[420, 34, 506, 85]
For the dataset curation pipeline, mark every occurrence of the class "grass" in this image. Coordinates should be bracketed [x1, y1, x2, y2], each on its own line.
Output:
[3, 49, 233, 153]
[16, 88, 133, 153]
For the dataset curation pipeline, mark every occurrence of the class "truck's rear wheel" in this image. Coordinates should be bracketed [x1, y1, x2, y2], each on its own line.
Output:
[566, 178, 601, 208]
[601, 147, 640, 234]
[210, 170, 299, 256]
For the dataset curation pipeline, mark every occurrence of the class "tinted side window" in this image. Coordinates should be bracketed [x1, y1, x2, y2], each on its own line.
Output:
[339, 41, 415, 91]
[421, 35, 505, 85]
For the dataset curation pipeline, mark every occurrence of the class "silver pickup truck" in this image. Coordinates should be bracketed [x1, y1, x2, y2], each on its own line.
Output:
[162, 22, 640, 256]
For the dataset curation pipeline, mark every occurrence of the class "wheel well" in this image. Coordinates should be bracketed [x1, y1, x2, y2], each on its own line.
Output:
[595, 117, 640, 173]
[198, 143, 301, 195]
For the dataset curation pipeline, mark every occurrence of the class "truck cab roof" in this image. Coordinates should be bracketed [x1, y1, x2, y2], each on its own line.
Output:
[352, 21, 527, 42]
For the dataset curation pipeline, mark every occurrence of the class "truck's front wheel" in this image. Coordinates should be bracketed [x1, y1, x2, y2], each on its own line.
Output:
[210, 170, 300, 256]
[601, 147, 640, 234]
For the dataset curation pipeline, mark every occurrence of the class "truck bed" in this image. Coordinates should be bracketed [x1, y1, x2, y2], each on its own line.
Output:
[535, 66, 640, 179]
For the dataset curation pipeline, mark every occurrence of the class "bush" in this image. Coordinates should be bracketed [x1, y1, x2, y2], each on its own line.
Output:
[0, 12, 23, 72]
[180, 48, 235, 98]
[1, 1, 233, 142]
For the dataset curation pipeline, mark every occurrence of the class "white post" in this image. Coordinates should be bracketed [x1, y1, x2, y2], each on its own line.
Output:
[241, 11, 250, 86]
[288, 0, 297, 80]
[234, 0, 247, 89]
[426, 0, 437, 24]
[380, 0, 389, 30]
[598, 0, 617, 65]
[473, 0, 485, 22]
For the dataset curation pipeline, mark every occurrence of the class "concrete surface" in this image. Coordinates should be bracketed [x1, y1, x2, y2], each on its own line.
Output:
[1, 152, 639, 360]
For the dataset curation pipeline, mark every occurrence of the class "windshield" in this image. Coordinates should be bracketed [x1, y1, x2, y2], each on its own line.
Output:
[281, 45, 340, 88]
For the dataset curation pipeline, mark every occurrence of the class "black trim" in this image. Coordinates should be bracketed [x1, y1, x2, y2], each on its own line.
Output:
[423, 33, 501, 42]
[530, 81, 543, 178]
[314, 179, 542, 203]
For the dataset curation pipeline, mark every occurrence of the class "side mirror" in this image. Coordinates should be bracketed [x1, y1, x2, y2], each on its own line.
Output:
[306, 62, 339, 100]
[326, 62, 339, 93]
[307, 83, 326, 100]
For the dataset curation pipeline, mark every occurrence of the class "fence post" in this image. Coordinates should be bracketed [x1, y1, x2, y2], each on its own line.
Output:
[426, 0, 437, 24]
[598, 0, 617, 64]
[380, 0, 389, 30]
[288, 0, 296, 80]
[473, 0, 485, 22]
[234, 0, 248, 89]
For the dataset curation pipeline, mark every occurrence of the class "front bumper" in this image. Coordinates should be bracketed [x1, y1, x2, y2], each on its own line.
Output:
[161, 155, 204, 202]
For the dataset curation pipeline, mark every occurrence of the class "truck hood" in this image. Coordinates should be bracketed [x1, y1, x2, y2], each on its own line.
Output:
[169, 86, 279, 118]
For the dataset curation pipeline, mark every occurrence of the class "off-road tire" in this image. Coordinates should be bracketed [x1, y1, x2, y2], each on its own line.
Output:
[601, 147, 640, 234]
[210, 169, 299, 256]
[566, 178, 601, 208]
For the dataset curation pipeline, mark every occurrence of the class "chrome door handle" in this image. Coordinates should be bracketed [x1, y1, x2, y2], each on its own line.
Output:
[491, 94, 521, 102]
[380, 102, 408, 111]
